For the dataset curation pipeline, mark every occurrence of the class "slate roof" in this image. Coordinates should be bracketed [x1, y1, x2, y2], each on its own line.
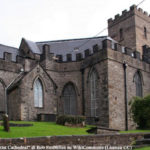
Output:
[25, 39, 41, 54]
[0, 44, 18, 61]
[36, 36, 116, 61]
[0, 36, 116, 62]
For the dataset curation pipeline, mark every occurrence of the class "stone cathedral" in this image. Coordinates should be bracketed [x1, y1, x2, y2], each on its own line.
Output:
[0, 5, 150, 130]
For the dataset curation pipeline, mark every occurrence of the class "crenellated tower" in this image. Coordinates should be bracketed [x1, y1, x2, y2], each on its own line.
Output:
[108, 5, 150, 55]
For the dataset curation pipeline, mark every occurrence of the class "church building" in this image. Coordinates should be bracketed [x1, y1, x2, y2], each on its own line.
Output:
[0, 5, 150, 130]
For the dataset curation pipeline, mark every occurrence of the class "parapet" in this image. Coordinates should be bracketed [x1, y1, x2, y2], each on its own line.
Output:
[0, 39, 148, 65]
[0, 52, 18, 63]
[53, 38, 144, 63]
[76, 53, 83, 61]
[93, 44, 99, 53]
[4, 52, 12, 61]
[0, 39, 149, 72]
[103, 39, 141, 60]
[108, 4, 150, 27]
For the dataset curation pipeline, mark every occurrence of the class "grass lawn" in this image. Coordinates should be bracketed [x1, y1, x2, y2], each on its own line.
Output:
[120, 130, 150, 133]
[0, 121, 92, 138]
[134, 147, 150, 150]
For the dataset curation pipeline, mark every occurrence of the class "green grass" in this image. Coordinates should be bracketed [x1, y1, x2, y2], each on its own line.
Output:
[120, 130, 150, 133]
[134, 147, 150, 150]
[0, 121, 92, 138]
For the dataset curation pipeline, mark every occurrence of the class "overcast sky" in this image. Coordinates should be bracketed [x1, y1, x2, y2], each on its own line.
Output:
[0, 0, 149, 48]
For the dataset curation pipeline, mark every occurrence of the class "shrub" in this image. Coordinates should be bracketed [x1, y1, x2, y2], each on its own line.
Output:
[56, 115, 85, 126]
[129, 95, 150, 129]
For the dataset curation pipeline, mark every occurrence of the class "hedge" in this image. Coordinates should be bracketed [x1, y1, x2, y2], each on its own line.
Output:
[56, 115, 85, 126]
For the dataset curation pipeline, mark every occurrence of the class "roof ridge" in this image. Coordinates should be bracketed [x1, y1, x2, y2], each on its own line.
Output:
[36, 36, 107, 44]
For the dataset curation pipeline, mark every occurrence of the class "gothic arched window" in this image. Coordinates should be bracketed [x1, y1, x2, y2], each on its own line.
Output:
[34, 78, 43, 108]
[90, 70, 98, 117]
[134, 72, 143, 97]
[62, 83, 77, 115]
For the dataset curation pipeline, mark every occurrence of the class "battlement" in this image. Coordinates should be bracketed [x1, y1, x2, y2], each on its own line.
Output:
[53, 43, 102, 63]
[0, 52, 17, 63]
[0, 39, 150, 67]
[52, 39, 146, 63]
[108, 5, 150, 27]
[0, 54, 23, 73]
[0, 44, 18, 62]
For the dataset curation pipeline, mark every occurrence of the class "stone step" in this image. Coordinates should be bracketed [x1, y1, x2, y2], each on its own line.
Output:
[136, 139, 150, 145]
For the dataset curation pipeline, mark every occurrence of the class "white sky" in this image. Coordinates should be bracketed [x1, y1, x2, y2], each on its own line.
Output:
[0, 0, 150, 48]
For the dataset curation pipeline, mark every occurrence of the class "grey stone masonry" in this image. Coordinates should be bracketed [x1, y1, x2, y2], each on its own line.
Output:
[0, 4, 150, 131]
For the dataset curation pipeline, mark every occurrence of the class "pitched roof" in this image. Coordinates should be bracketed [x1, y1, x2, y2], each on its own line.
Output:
[36, 36, 116, 61]
[25, 39, 42, 54]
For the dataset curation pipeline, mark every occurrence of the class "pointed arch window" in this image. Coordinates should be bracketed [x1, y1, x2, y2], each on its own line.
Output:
[34, 78, 43, 108]
[90, 70, 98, 117]
[134, 72, 143, 97]
[62, 83, 77, 115]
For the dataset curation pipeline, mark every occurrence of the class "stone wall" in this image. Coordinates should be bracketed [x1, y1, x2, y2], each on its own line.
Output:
[0, 59, 22, 118]
[1, 38, 150, 131]
[19, 64, 57, 121]
[135, 7, 150, 54]
[0, 133, 148, 149]
[0, 28, 150, 132]
[8, 88, 21, 120]
[45, 61, 83, 115]
[38, 48, 109, 127]
[107, 48, 150, 130]
[108, 5, 150, 55]
[108, 6, 136, 51]
[84, 59, 109, 127]
[108, 59, 125, 130]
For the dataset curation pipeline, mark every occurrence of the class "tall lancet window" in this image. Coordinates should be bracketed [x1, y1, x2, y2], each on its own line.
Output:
[63, 83, 77, 115]
[144, 27, 147, 39]
[90, 70, 98, 117]
[34, 78, 43, 108]
[119, 28, 123, 40]
[134, 72, 143, 97]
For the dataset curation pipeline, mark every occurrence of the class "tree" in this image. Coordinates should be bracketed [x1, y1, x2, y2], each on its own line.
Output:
[129, 95, 150, 129]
